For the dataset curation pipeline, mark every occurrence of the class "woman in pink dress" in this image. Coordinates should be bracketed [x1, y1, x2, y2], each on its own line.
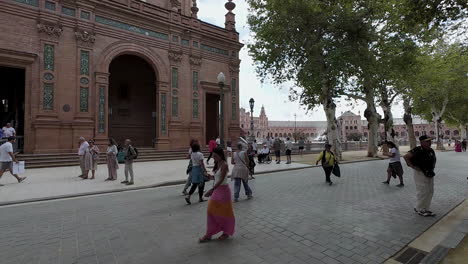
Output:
[454, 140, 462, 152]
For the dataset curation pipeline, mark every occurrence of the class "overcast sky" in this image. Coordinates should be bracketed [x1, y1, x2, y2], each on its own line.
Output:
[197, 0, 405, 121]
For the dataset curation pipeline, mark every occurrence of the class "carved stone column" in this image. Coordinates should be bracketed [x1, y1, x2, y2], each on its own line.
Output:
[93, 72, 109, 146]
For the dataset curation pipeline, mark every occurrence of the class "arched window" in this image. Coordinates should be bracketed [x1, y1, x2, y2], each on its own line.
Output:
[345, 126, 348, 130]
[454, 130, 459, 136]
[275, 133, 278, 137]
[445, 130, 450, 135]
[354, 126, 358, 130]
[415, 131, 420, 137]
[279, 133, 283, 137]
[430, 131, 435, 135]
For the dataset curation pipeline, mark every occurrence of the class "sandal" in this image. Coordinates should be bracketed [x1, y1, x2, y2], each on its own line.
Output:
[199, 236, 212, 243]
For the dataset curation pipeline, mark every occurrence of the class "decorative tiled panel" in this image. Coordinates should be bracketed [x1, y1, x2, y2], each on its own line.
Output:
[62, 6, 76, 17]
[192, 71, 198, 90]
[172, 97, 178, 117]
[193, 41, 199, 48]
[172, 35, 179, 43]
[231, 78, 237, 96]
[43, 73, 54, 81]
[201, 44, 228, 56]
[13, 0, 38, 7]
[45, 1, 55, 11]
[95, 16, 168, 40]
[171, 68, 178, 89]
[80, 77, 89, 85]
[232, 103, 237, 120]
[80, 50, 90, 76]
[192, 99, 198, 119]
[81, 11, 90, 20]
[44, 44, 54, 71]
[98, 86, 105, 133]
[43, 83, 54, 110]
[161, 94, 167, 135]
[181, 39, 189, 46]
[80, 87, 89, 112]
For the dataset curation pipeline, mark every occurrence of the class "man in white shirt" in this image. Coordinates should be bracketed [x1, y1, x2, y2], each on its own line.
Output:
[2, 123, 16, 138]
[216, 136, 221, 146]
[0, 137, 26, 186]
[257, 145, 270, 163]
[252, 140, 258, 154]
[78, 137, 89, 178]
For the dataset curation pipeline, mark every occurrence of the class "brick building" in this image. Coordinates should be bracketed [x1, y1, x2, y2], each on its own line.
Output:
[0, 0, 242, 153]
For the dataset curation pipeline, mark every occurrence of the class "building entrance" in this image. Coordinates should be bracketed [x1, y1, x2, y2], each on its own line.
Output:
[205, 93, 220, 144]
[108, 55, 156, 147]
[0, 66, 25, 151]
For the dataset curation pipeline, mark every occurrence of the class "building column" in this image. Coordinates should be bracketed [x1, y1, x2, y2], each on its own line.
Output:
[93, 72, 109, 147]
[155, 81, 170, 150]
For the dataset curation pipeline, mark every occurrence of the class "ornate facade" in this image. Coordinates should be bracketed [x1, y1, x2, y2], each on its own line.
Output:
[0, 0, 242, 153]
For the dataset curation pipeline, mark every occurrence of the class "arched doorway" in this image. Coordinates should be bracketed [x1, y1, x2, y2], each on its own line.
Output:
[108, 55, 156, 147]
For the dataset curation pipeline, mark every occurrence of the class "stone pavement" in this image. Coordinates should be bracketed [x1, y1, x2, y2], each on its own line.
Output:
[0, 156, 310, 205]
[0, 152, 466, 264]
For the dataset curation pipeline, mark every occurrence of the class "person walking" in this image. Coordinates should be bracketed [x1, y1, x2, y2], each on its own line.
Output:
[315, 143, 336, 186]
[82, 140, 99, 180]
[185, 142, 206, 204]
[199, 147, 235, 242]
[247, 143, 256, 179]
[182, 139, 198, 195]
[2, 123, 16, 138]
[454, 140, 462, 152]
[273, 137, 281, 164]
[0, 136, 26, 186]
[403, 135, 437, 217]
[382, 141, 404, 187]
[77, 137, 89, 178]
[462, 139, 467, 152]
[106, 138, 119, 181]
[285, 137, 293, 164]
[252, 140, 258, 154]
[121, 139, 137, 185]
[206, 137, 217, 165]
[231, 143, 253, 202]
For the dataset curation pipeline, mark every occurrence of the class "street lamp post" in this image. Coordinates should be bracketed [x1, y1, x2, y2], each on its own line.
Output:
[339, 117, 344, 142]
[249, 98, 255, 143]
[217, 72, 226, 149]
[294, 114, 297, 143]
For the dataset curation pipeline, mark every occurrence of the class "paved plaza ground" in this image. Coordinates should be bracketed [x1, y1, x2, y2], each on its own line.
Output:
[0, 151, 466, 264]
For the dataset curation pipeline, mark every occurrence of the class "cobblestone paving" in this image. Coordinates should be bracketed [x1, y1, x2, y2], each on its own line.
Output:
[0, 152, 466, 264]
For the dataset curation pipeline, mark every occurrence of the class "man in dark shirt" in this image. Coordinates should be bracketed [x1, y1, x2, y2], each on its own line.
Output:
[273, 138, 282, 164]
[404, 135, 437, 217]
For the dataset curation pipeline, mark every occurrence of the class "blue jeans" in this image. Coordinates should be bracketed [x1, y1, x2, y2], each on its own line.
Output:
[234, 178, 252, 199]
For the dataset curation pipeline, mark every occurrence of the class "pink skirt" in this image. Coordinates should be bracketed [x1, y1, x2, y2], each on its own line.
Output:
[206, 185, 235, 237]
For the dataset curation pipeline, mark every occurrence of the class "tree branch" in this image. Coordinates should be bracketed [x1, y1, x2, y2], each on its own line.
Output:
[389, 92, 401, 105]
[345, 94, 365, 101]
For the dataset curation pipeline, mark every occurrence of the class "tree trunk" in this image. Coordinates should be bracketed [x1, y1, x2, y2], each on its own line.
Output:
[431, 101, 448, 150]
[403, 97, 417, 149]
[323, 97, 342, 160]
[461, 124, 467, 139]
[363, 85, 380, 157]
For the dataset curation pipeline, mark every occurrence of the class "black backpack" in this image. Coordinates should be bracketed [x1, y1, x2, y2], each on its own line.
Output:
[127, 146, 138, 159]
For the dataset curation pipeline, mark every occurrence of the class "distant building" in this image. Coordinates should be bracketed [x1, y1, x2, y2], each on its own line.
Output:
[240, 108, 462, 143]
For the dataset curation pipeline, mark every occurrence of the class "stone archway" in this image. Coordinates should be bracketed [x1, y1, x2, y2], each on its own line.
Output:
[95, 42, 169, 148]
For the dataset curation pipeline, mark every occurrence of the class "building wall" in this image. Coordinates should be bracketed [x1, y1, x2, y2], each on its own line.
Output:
[0, 0, 242, 153]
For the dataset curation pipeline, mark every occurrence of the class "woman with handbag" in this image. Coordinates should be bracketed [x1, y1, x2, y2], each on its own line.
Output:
[185, 143, 206, 204]
[231, 143, 253, 202]
[83, 139, 100, 180]
[315, 143, 335, 186]
[199, 147, 235, 242]
[105, 138, 119, 181]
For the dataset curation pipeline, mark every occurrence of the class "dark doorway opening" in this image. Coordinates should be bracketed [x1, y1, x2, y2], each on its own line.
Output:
[0, 66, 25, 151]
[108, 55, 156, 147]
[205, 93, 220, 144]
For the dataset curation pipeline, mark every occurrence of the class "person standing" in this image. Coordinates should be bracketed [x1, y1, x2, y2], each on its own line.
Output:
[231, 143, 252, 202]
[382, 141, 404, 187]
[226, 140, 233, 158]
[252, 140, 258, 154]
[106, 138, 119, 181]
[206, 137, 217, 165]
[2, 123, 15, 138]
[82, 140, 99, 180]
[273, 137, 281, 164]
[216, 136, 221, 146]
[77, 137, 89, 178]
[315, 143, 336, 186]
[454, 140, 462, 152]
[462, 139, 467, 152]
[0, 137, 26, 186]
[247, 143, 256, 179]
[285, 137, 293, 164]
[403, 135, 437, 217]
[199, 147, 235, 242]
[121, 139, 137, 185]
[185, 143, 206, 204]
[298, 138, 305, 156]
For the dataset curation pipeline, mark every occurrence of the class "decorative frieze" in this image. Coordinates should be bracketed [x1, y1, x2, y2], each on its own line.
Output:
[161, 94, 167, 135]
[192, 71, 199, 90]
[229, 59, 241, 73]
[37, 22, 62, 39]
[168, 50, 183, 64]
[43, 44, 54, 71]
[75, 30, 95, 47]
[192, 99, 199, 119]
[201, 44, 228, 56]
[95, 16, 168, 40]
[189, 55, 202, 67]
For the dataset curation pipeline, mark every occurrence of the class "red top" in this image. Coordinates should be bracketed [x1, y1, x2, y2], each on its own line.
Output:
[209, 140, 217, 152]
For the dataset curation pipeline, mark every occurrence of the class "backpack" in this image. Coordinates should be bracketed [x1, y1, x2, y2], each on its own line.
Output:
[127, 146, 138, 159]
